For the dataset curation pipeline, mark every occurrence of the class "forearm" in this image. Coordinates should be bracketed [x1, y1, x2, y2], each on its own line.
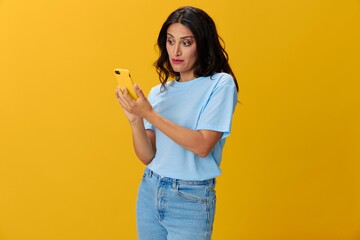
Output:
[129, 119, 155, 164]
[144, 109, 221, 158]
[117, 84, 220, 158]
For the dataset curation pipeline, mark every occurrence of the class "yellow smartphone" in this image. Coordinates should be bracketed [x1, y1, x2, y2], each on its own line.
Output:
[114, 68, 138, 100]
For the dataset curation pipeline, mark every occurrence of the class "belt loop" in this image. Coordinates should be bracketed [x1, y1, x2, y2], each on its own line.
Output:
[149, 169, 153, 178]
[147, 168, 152, 178]
[172, 179, 177, 189]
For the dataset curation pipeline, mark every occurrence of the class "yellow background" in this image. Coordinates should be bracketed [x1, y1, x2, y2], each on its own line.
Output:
[0, 0, 359, 239]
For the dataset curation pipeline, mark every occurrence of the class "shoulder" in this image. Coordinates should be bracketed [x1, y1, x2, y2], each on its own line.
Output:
[208, 73, 238, 102]
[208, 73, 234, 85]
[209, 72, 236, 89]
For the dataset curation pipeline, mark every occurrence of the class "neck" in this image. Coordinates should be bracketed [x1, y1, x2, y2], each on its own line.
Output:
[179, 72, 196, 82]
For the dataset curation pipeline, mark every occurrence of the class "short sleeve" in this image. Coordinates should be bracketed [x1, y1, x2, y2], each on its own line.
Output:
[196, 74, 238, 139]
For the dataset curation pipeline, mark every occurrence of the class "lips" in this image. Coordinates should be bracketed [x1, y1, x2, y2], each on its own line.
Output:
[171, 59, 184, 64]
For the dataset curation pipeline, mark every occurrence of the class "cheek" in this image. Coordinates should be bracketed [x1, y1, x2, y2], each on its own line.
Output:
[189, 50, 198, 65]
[166, 45, 171, 55]
[190, 46, 197, 61]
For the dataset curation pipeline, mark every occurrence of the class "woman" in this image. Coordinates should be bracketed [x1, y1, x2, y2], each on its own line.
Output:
[115, 6, 239, 240]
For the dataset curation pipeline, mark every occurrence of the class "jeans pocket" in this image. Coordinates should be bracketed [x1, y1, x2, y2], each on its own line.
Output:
[175, 184, 212, 203]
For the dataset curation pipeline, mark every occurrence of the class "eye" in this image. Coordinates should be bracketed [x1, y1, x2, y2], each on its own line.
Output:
[167, 39, 175, 45]
[183, 41, 191, 47]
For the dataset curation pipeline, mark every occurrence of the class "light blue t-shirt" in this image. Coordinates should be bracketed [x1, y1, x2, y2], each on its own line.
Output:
[144, 73, 238, 180]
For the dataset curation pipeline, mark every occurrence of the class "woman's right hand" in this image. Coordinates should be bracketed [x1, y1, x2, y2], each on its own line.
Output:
[115, 86, 142, 123]
[115, 86, 156, 164]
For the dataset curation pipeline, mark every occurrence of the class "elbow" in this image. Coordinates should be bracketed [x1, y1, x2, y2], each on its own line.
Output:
[140, 156, 154, 165]
[195, 147, 212, 158]
[197, 153, 209, 158]
[137, 152, 155, 165]
[192, 130, 221, 158]
[142, 159, 152, 165]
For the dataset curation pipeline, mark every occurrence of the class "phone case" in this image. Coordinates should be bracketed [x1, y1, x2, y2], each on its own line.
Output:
[114, 68, 138, 100]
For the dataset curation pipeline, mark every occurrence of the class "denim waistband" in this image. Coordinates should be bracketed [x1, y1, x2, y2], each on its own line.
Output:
[144, 168, 215, 186]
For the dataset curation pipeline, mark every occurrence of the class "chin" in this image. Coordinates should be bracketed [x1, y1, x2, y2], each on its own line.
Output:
[171, 66, 183, 73]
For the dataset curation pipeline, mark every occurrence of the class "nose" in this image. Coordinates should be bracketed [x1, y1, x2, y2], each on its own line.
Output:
[173, 44, 181, 56]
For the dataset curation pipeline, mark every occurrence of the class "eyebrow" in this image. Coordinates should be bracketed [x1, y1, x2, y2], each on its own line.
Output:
[167, 33, 195, 39]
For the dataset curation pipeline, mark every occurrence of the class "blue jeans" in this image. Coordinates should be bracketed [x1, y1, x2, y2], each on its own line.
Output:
[136, 168, 216, 240]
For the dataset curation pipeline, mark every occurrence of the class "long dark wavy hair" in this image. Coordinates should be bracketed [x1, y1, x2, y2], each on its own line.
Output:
[154, 6, 239, 92]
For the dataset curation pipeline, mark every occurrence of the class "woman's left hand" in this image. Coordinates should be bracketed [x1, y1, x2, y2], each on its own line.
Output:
[117, 84, 154, 119]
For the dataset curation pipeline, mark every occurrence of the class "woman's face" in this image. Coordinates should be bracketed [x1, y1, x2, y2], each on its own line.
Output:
[166, 23, 197, 82]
